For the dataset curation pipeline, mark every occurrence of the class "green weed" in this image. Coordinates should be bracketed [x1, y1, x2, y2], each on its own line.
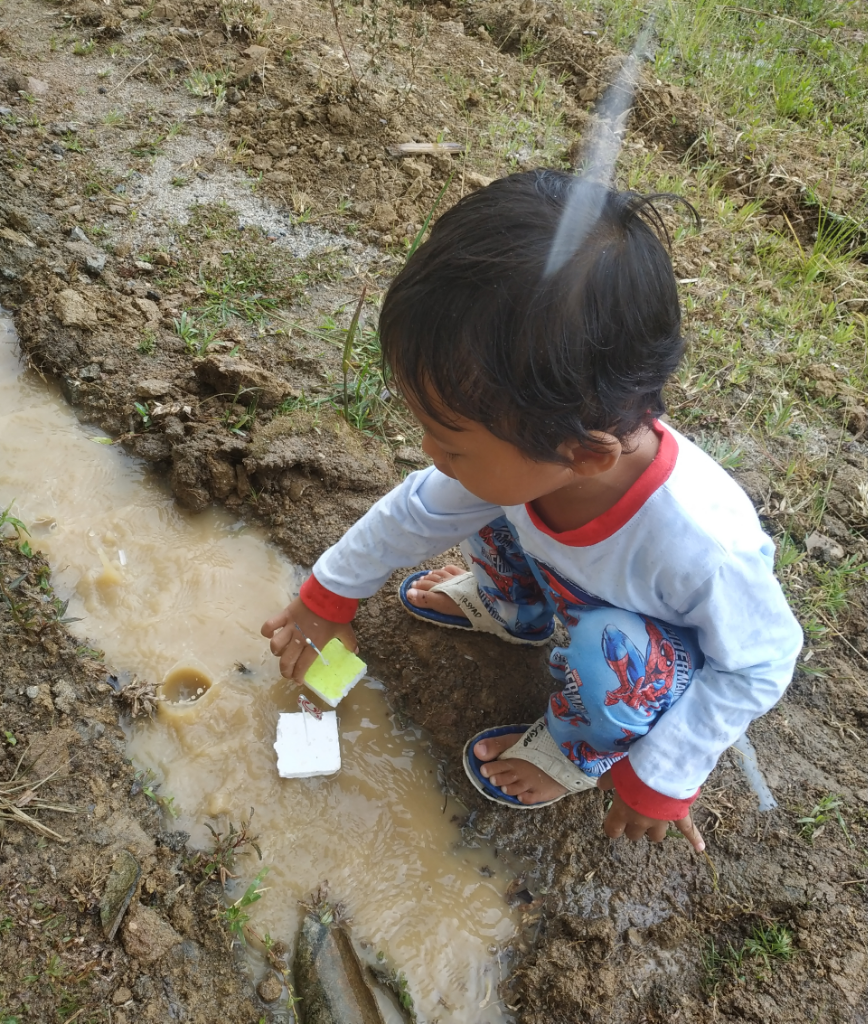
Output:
[72, 38, 95, 56]
[222, 868, 269, 939]
[0, 502, 29, 540]
[133, 401, 152, 428]
[701, 922, 796, 993]
[797, 793, 853, 845]
[138, 330, 156, 355]
[185, 815, 262, 888]
[184, 70, 228, 109]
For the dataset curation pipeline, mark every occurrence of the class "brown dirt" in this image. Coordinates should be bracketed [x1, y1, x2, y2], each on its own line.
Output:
[0, 541, 261, 1022]
[1, 0, 867, 1022]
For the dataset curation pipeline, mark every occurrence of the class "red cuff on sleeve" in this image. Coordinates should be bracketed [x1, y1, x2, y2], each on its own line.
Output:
[611, 757, 699, 820]
[298, 574, 359, 624]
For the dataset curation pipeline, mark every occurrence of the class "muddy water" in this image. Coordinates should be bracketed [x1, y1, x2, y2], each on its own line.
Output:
[0, 319, 519, 1022]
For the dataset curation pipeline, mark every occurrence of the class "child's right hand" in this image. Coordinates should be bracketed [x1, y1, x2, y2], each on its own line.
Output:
[260, 597, 358, 683]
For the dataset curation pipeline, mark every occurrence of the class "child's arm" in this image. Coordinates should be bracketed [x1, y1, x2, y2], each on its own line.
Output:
[613, 542, 803, 820]
[263, 466, 500, 680]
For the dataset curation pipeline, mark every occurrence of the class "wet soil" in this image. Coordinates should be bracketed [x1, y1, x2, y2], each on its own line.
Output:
[0, 541, 260, 1023]
[1, 0, 867, 1021]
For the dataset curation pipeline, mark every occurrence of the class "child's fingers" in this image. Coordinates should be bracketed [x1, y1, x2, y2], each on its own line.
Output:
[673, 812, 705, 853]
[260, 609, 288, 640]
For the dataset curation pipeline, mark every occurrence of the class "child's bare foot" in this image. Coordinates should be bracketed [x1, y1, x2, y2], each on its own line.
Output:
[405, 564, 470, 619]
[474, 732, 568, 804]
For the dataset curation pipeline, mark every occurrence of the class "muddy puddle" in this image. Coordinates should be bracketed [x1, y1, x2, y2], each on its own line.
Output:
[0, 317, 520, 1022]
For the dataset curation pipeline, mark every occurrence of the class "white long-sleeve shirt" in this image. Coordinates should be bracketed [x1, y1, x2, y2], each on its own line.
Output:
[302, 423, 802, 803]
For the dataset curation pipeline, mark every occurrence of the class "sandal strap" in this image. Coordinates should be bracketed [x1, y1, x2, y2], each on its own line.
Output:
[499, 719, 597, 794]
[428, 571, 515, 640]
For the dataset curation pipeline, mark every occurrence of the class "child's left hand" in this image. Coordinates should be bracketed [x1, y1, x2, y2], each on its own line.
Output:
[597, 771, 705, 853]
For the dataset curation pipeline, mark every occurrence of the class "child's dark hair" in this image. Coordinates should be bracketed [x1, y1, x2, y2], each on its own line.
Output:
[380, 169, 699, 461]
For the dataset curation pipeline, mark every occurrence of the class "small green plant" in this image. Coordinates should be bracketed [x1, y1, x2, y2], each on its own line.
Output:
[702, 922, 796, 993]
[3, 731, 17, 747]
[185, 815, 262, 888]
[133, 401, 152, 428]
[184, 69, 228, 109]
[75, 645, 104, 660]
[372, 952, 417, 1021]
[102, 109, 125, 126]
[134, 768, 180, 817]
[223, 394, 258, 435]
[775, 533, 804, 572]
[0, 502, 29, 540]
[222, 867, 269, 938]
[138, 330, 156, 355]
[697, 437, 744, 471]
[72, 38, 95, 56]
[743, 923, 796, 974]
[798, 794, 853, 845]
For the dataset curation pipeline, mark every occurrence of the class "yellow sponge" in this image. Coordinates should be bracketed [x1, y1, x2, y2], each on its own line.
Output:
[303, 639, 367, 707]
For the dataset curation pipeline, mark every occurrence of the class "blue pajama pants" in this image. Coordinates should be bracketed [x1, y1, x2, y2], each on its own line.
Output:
[459, 517, 703, 777]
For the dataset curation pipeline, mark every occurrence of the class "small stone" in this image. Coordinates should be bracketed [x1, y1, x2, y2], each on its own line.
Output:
[465, 171, 494, 190]
[25, 685, 39, 700]
[266, 139, 288, 158]
[112, 987, 133, 1005]
[69, 226, 90, 244]
[133, 260, 155, 273]
[252, 153, 273, 171]
[54, 289, 99, 329]
[132, 296, 160, 322]
[327, 103, 353, 128]
[257, 972, 283, 1003]
[135, 378, 172, 398]
[122, 905, 181, 963]
[370, 202, 397, 231]
[49, 142, 65, 156]
[52, 678, 77, 714]
[79, 363, 101, 382]
[152, 252, 172, 267]
[226, 87, 242, 104]
[805, 531, 845, 564]
[86, 253, 107, 276]
[145, 289, 161, 302]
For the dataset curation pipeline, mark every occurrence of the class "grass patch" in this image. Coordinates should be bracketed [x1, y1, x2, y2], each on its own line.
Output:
[702, 921, 796, 993]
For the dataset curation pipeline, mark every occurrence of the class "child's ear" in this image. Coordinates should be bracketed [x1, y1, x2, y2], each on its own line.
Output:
[557, 432, 621, 476]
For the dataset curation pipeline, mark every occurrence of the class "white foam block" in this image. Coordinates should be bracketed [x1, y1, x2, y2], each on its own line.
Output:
[274, 711, 341, 778]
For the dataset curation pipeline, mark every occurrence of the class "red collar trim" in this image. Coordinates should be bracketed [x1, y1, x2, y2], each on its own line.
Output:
[525, 422, 677, 547]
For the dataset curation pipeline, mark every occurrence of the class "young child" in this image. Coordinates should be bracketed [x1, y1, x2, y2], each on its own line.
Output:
[262, 170, 802, 854]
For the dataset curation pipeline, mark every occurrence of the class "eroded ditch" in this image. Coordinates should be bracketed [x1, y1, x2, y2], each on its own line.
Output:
[0, 315, 523, 1022]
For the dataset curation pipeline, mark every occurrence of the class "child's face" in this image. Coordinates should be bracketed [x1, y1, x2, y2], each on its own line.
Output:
[409, 399, 582, 507]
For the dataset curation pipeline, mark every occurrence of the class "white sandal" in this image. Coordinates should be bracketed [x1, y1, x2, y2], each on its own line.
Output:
[463, 719, 597, 808]
[398, 569, 554, 647]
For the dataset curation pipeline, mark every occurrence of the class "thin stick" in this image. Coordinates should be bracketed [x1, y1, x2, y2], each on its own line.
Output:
[112, 53, 153, 92]
[327, 0, 360, 88]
